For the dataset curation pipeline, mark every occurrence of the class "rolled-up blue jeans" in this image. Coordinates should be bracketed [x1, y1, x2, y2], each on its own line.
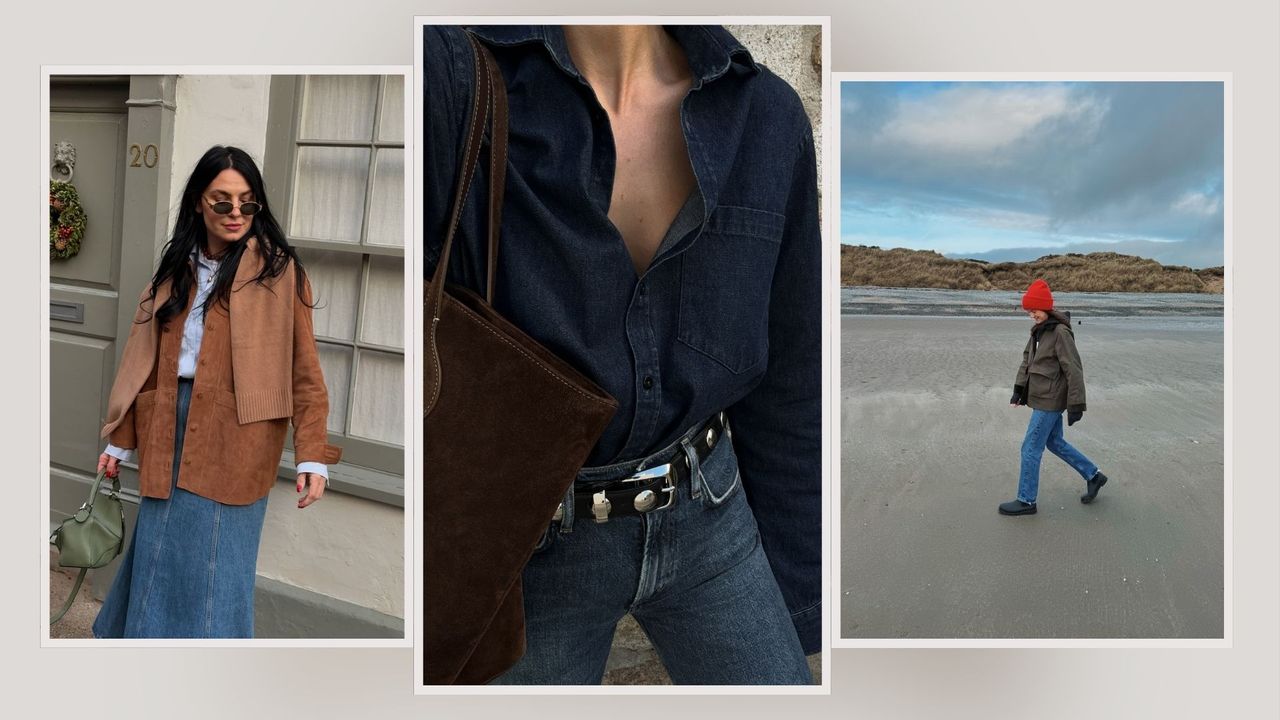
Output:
[491, 420, 812, 685]
[1017, 408, 1100, 504]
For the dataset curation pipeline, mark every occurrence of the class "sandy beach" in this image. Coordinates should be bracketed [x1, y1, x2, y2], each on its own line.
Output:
[841, 313, 1224, 639]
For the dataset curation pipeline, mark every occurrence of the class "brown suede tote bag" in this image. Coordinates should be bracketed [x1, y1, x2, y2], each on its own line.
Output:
[424, 32, 618, 685]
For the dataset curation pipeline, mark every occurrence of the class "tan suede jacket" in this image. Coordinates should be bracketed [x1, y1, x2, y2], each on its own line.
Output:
[100, 237, 341, 505]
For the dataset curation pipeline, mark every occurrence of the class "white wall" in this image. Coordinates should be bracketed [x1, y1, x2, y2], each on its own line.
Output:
[165, 75, 272, 251]
[259, 480, 405, 618]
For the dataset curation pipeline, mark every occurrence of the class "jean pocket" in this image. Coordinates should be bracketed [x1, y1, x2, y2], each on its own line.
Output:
[677, 205, 784, 375]
[696, 436, 743, 509]
[530, 523, 556, 555]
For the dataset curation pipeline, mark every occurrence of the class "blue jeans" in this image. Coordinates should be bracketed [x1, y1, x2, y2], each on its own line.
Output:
[491, 422, 812, 685]
[1017, 408, 1100, 504]
[93, 379, 269, 638]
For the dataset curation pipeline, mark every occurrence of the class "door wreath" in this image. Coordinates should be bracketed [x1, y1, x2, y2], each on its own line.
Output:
[50, 180, 87, 261]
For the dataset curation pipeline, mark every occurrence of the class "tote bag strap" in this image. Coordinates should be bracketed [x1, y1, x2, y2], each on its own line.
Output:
[426, 31, 508, 415]
[483, 40, 508, 304]
[427, 32, 508, 312]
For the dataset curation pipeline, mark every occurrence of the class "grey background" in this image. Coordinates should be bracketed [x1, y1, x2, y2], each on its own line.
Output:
[4, 1, 1277, 718]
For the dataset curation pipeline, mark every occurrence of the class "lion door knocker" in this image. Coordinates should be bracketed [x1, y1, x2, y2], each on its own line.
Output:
[50, 141, 87, 261]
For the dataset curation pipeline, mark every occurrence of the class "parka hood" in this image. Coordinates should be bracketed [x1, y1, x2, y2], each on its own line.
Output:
[1032, 309, 1074, 339]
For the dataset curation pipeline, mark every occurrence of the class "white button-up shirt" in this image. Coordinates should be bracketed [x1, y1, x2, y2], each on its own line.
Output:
[104, 249, 328, 482]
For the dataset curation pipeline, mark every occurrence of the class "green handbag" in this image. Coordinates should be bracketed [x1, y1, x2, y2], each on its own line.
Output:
[50, 470, 125, 625]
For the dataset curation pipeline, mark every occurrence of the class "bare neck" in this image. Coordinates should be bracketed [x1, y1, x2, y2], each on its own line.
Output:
[563, 25, 690, 113]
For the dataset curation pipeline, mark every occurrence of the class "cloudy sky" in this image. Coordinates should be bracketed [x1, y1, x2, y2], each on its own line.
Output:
[840, 82, 1225, 267]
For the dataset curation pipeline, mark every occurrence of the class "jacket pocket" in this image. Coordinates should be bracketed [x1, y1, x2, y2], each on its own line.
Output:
[208, 389, 289, 501]
[677, 205, 784, 375]
[133, 389, 159, 455]
[1028, 365, 1067, 410]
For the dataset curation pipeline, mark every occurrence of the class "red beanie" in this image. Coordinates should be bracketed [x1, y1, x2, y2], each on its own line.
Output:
[1022, 279, 1054, 311]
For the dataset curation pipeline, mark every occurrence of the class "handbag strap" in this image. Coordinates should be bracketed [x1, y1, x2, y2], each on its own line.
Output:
[88, 468, 121, 503]
[50, 568, 87, 625]
[426, 31, 509, 415]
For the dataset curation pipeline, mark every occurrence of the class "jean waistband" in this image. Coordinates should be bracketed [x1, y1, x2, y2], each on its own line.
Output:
[576, 416, 718, 486]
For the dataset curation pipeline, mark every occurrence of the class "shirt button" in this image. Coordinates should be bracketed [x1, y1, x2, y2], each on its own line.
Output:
[196, 392, 204, 399]
[638, 284, 646, 297]
[182, 458, 190, 465]
[643, 376, 654, 390]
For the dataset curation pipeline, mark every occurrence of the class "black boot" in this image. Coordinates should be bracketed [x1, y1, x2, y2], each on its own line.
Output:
[998, 499, 1037, 516]
[1081, 471, 1109, 504]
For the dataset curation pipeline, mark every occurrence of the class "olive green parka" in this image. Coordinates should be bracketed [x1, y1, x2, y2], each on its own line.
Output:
[1013, 310, 1087, 413]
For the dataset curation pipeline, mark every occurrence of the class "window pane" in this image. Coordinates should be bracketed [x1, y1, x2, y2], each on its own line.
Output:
[365, 148, 404, 247]
[349, 349, 404, 444]
[291, 146, 369, 243]
[297, 249, 360, 341]
[316, 343, 353, 434]
[378, 75, 404, 142]
[359, 255, 403, 348]
[299, 75, 377, 141]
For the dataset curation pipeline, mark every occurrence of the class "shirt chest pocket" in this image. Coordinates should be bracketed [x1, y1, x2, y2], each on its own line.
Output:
[677, 205, 785, 375]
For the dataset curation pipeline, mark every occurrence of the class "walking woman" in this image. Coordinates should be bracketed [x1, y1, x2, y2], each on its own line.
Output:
[92, 145, 341, 638]
[1002, 279, 1108, 516]
[425, 25, 821, 684]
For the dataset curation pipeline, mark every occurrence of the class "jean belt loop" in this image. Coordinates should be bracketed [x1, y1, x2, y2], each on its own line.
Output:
[557, 485, 576, 534]
[681, 438, 702, 500]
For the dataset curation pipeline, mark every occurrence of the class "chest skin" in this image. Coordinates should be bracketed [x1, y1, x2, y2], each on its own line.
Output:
[600, 75, 697, 275]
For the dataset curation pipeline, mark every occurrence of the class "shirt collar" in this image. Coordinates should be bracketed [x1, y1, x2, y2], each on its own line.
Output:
[468, 25, 759, 85]
[190, 246, 223, 272]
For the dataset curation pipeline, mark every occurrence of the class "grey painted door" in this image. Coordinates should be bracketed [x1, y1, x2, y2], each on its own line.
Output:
[48, 78, 139, 602]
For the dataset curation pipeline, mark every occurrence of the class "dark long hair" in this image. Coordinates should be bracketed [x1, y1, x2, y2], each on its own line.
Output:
[144, 145, 309, 326]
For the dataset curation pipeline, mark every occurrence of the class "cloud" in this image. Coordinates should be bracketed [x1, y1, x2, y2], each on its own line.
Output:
[840, 81, 1225, 266]
[1173, 191, 1222, 216]
[875, 84, 1105, 157]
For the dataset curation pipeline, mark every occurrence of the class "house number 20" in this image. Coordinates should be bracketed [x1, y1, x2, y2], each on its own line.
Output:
[129, 144, 159, 168]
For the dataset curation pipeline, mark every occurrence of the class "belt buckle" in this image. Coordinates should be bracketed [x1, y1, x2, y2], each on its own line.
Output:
[625, 463, 675, 513]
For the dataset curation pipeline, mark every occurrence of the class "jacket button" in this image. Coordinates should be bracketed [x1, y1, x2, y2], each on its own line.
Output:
[196, 392, 204, 399]
[183, 458, 190, 465]
[642, 376, 654, 390]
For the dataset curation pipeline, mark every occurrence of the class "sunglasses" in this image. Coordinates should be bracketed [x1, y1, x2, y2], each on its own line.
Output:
[203, 196, 262, 216]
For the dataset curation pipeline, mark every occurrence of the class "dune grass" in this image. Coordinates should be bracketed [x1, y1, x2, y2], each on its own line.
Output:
[841, 245, 1225, 293]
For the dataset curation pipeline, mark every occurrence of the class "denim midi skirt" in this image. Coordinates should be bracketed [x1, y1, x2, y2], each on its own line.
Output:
[92, 379, 269, 638]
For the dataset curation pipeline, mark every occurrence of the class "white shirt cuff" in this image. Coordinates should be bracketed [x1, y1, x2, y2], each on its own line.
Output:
[296, 461, 329, 481]
[103, 444, 135, 464]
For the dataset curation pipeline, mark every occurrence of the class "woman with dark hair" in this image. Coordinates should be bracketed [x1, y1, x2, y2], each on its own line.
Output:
[92, 145, 341, 638]
[425, 25, 821, 684]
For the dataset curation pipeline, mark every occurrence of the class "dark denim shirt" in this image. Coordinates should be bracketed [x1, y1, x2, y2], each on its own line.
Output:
[425, 25, 821, 653]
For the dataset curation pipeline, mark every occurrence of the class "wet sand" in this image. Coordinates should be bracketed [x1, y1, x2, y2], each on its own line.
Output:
[841, 315, 1224, 639]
